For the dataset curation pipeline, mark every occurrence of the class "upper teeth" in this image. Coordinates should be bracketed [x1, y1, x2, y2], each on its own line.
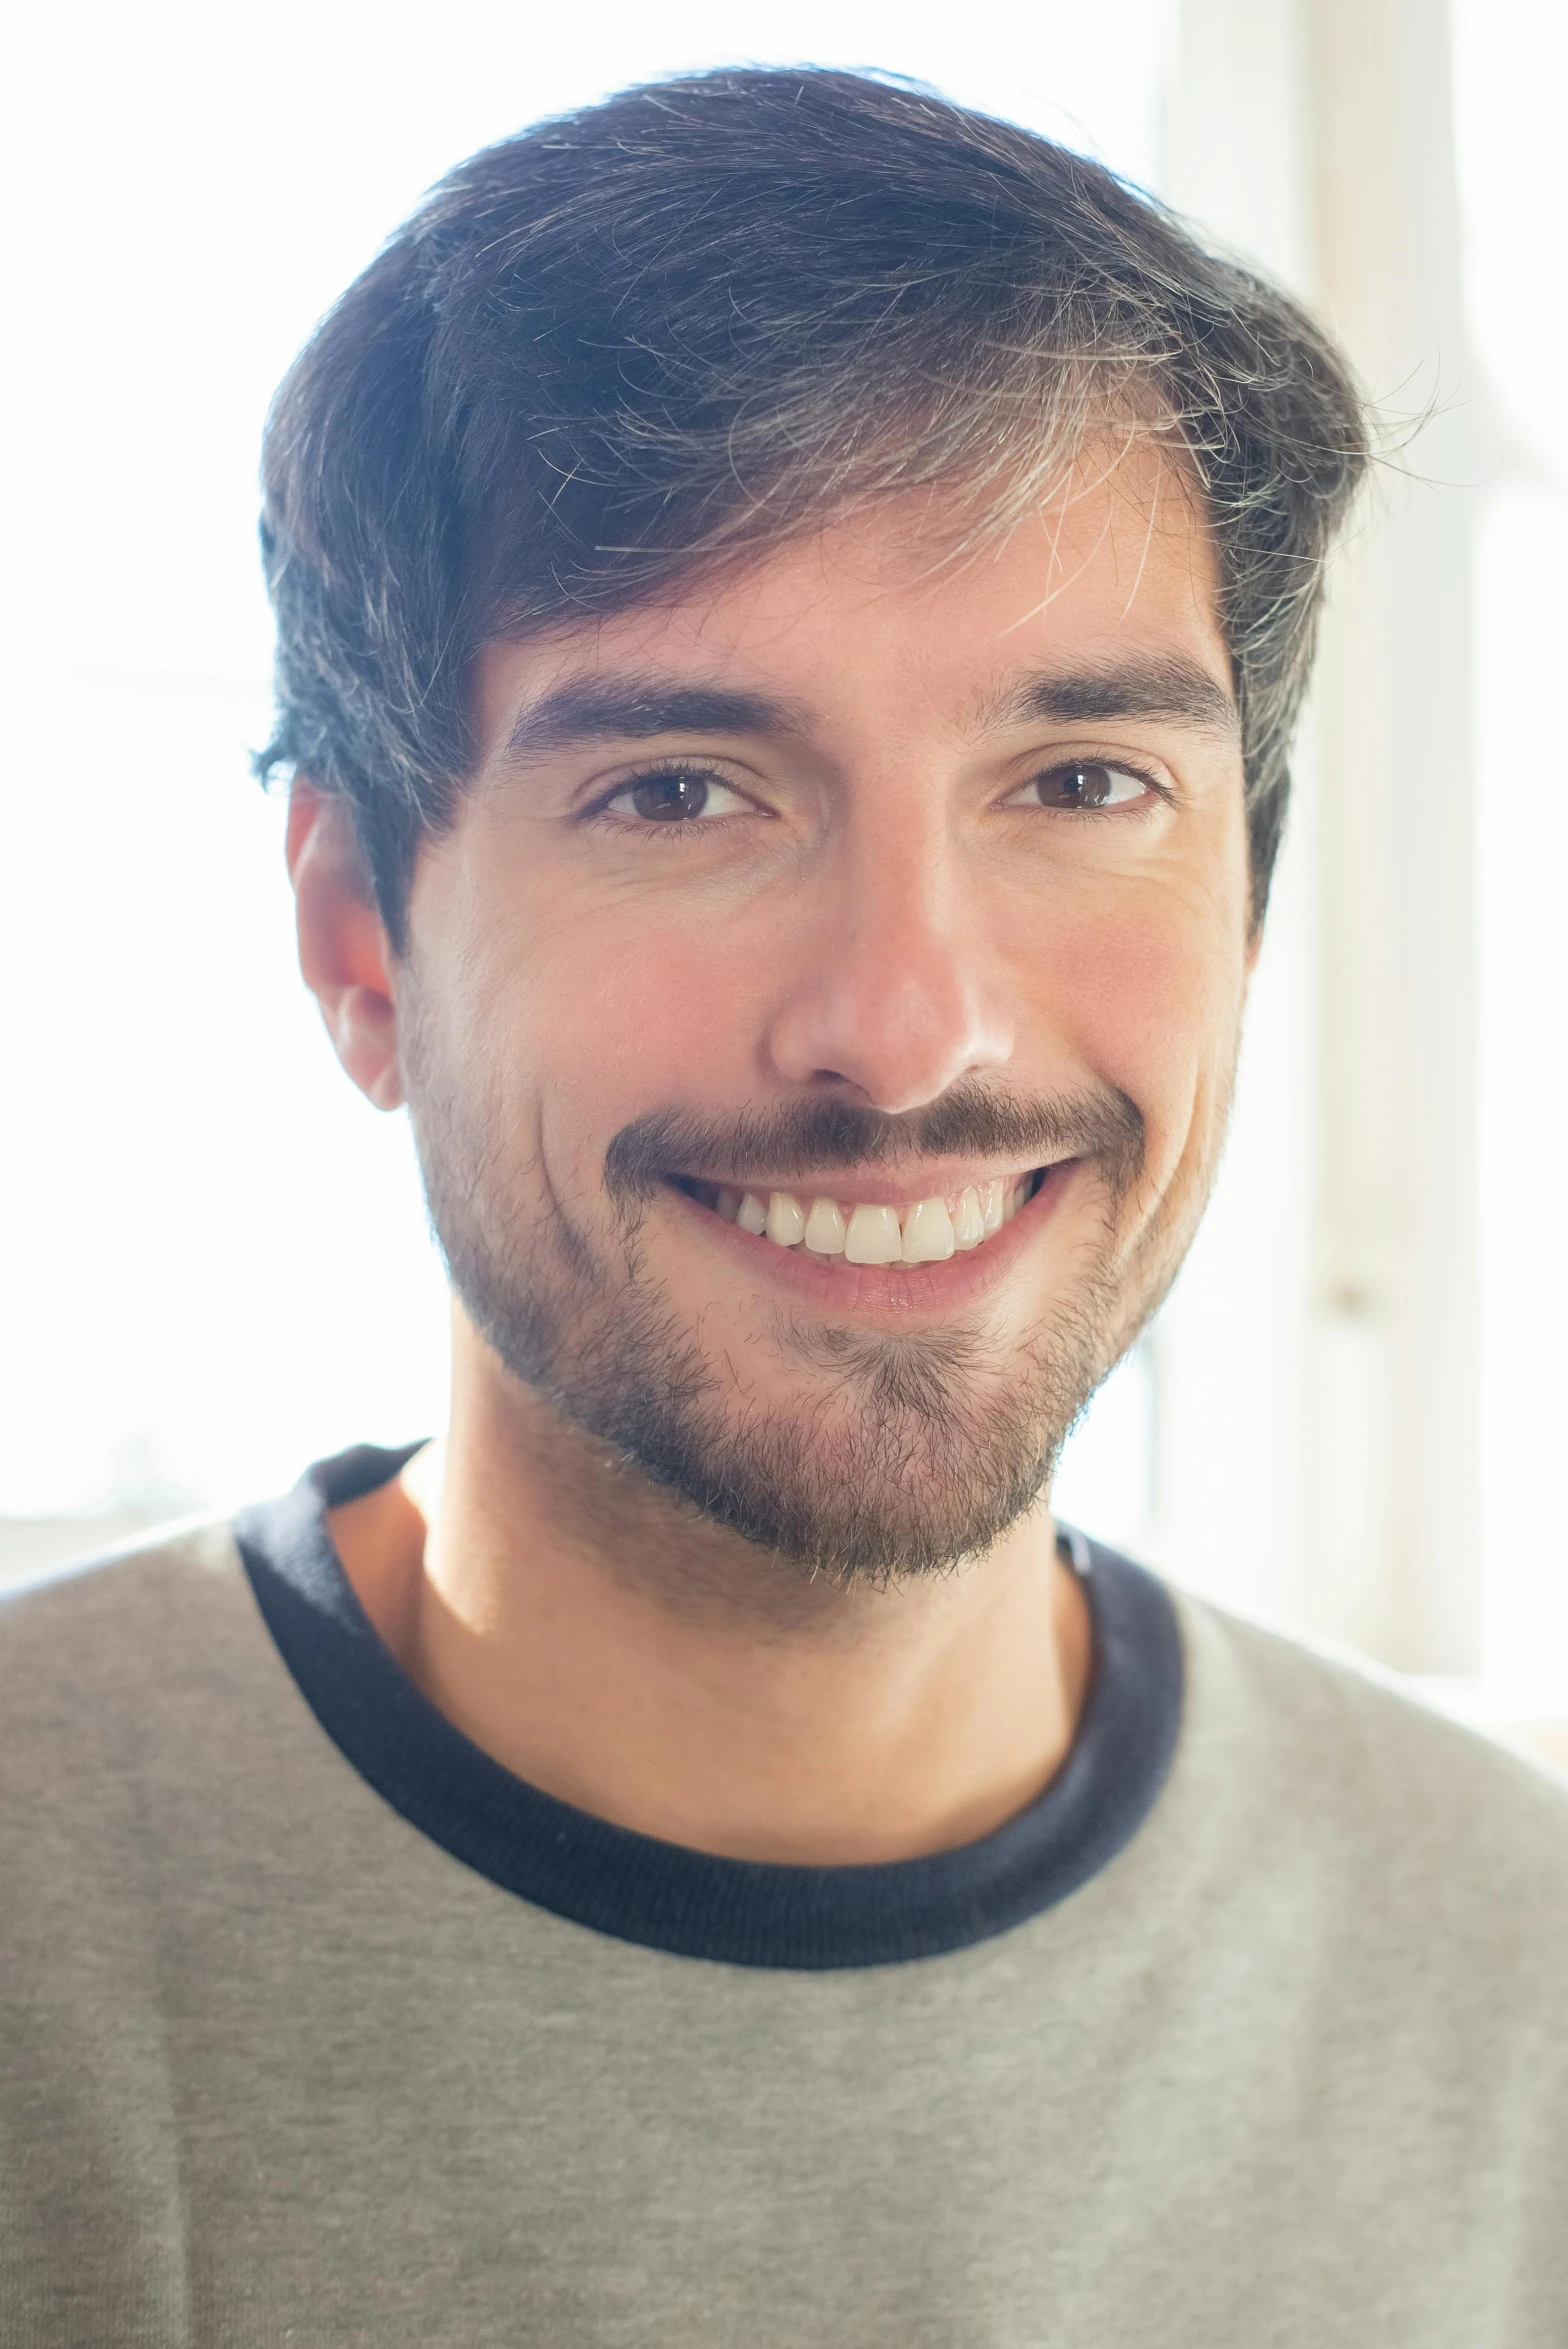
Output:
[714, 1178, 1031, 1261]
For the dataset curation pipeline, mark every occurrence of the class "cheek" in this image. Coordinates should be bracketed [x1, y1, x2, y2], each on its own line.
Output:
[477, 895, 747, 1150]
[1021, 889, 1242, 1143]
[572, 939, 724, 1098]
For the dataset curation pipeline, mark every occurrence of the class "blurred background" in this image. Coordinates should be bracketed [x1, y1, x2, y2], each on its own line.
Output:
[2, 0, 1563, 1733]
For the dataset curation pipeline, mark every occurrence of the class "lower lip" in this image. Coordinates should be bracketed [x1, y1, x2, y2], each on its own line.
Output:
[662, 1164, 1077, 1315]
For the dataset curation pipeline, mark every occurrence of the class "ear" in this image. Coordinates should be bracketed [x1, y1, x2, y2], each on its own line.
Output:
[287, 785, 405, 1110]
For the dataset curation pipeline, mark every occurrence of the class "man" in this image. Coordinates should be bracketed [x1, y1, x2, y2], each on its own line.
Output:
[3, 66, 1564, 2347]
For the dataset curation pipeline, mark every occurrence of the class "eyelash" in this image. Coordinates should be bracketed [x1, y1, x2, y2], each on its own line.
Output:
[585, 754, 1174, 834]
[587, 761, 753, 837]
[1015, 757, 1174, 817]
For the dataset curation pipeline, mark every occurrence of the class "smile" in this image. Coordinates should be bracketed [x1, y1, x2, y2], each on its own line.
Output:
[673, 1172, 1044, 1265]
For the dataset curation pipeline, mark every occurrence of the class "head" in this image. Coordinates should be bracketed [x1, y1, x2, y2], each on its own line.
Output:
[267, 68, 1367, 1584]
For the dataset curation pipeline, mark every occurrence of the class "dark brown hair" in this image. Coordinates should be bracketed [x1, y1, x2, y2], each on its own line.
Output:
[257, 67, 1368, 945]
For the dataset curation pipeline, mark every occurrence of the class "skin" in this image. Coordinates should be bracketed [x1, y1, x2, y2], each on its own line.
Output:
[290, 439, 1255, 1866]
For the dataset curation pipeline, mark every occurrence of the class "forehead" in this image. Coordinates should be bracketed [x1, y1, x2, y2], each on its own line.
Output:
[473, 437, 1230, 752]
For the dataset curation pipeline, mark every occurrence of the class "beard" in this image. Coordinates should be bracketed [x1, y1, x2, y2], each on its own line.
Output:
[404, 1021, 1173, 1586]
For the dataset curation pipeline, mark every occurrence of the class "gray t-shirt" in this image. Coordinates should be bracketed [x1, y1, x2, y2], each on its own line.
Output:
[3, 1443, 1566, 2346]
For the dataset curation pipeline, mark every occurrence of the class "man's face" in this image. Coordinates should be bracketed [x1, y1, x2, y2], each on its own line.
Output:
[395, 442, 1252, 1577]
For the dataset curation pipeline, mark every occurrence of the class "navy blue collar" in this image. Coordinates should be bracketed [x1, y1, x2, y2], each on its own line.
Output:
[236, 1444, 1182, 1971]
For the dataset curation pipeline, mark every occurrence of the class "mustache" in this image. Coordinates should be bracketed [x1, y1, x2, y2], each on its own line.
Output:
[604, 1079, 1145, 1202]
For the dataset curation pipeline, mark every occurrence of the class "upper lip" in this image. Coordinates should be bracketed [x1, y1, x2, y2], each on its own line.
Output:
[670, 1161, 1056, 1207]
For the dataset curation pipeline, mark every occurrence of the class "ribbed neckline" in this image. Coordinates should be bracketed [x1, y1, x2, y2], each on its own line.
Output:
[235, 1443, 1182, 1971]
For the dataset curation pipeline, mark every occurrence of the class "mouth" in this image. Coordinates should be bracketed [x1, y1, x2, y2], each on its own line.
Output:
[667, 1168, 1049, 1266]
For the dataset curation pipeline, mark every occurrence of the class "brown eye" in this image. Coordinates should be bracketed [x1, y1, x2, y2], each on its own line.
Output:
[604, 769, 749, 825]
[1016, 761, 1150, 811]
[630, 772, 712, 820]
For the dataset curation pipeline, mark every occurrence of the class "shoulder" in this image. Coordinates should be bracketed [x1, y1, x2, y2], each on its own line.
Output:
[0, 1516, 383, 1994]
[0, 1520, 282, 1794]
[1169, 1584, 1568, 1984]
[1, 1514, 256, 1659]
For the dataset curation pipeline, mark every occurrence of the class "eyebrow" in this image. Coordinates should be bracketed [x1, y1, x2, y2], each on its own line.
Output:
[982, 655, 1239, 739]
[498, 651, 1239, 770]
[502, 678, 808, 767]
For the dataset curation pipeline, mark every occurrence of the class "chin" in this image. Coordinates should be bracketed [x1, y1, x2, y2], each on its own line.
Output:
[584, 1315, 1100, 1584]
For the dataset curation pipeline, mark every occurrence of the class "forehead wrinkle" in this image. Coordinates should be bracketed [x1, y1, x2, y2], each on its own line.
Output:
[500, 672, 817, 769]
[971, 656, 1240, 743]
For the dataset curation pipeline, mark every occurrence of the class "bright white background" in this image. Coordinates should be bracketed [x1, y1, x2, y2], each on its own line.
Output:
[2, 0, 1564, 1719]
[1452, 0, 1568, 1705]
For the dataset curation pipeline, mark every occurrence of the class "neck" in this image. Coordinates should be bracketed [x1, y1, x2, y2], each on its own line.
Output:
[331, 1319, 1093, 1867]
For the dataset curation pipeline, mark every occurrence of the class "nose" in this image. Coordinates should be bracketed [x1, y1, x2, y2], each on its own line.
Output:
[763, 815, 1015, 1113]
